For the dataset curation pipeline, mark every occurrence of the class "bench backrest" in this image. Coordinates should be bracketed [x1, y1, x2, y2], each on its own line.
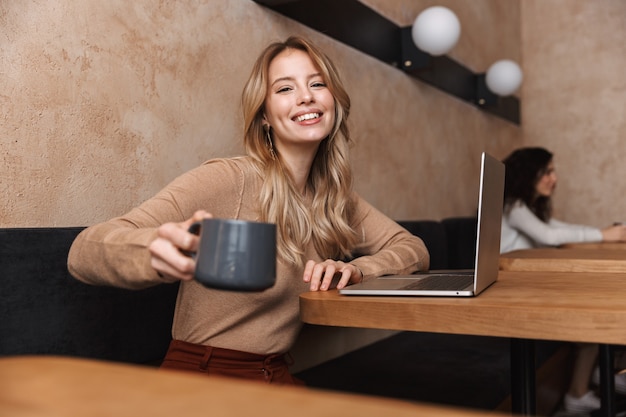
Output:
[0, 228, 179, 365]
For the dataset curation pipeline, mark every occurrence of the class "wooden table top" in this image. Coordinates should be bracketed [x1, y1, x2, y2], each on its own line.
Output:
[300, 271, 626, 345]
[560, 242, 626, 250]
[499, 248, 626, 273]
[0, 356, 507, 417]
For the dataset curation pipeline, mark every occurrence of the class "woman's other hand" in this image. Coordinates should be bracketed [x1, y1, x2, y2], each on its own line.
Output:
[302, 259, 363, 291]
[601, 224, 626, 242]
[148, 210, 213, 282]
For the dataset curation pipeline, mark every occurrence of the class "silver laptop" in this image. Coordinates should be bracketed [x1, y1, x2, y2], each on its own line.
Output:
[339, 152, 504, 297]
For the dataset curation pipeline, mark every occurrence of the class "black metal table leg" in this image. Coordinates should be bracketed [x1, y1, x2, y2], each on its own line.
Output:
[597, 344, 615, 417]
[510, 338, 536, 416]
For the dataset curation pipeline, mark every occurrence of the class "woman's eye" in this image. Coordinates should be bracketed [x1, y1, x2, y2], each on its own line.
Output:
[276, 86, 292, 93]
[311, 82, 326, 88]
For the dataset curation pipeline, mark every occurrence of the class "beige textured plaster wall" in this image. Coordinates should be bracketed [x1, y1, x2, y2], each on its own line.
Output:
[0, 0, 521, 227]
[521, 0, 626, 227]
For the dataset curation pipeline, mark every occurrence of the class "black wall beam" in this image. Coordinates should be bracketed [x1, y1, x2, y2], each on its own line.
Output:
[257, 0, 401, 65]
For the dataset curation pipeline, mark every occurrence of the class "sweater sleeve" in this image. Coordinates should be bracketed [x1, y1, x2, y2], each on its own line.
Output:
[506, 202, 603, 248]
[347, 196, 430, 280]
[67, 159, 246, 289]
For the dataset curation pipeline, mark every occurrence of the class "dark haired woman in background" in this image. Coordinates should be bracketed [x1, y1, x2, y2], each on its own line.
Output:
[500, 147, 626, 413]
[501, 147, 625, 253]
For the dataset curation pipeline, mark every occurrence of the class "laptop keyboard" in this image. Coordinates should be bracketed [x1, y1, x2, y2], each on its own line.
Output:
[403, 274, 474, 291]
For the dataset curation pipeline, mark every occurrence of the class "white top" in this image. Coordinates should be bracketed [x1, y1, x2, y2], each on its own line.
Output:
[500, 201, 603, 253]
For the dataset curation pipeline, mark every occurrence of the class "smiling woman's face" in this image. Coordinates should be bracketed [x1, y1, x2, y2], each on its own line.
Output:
[263, 48, 335, 153]
[535, 160, 557, 198]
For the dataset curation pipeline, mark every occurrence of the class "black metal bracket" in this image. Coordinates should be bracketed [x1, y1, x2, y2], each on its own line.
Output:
[253, 0, 520, 125]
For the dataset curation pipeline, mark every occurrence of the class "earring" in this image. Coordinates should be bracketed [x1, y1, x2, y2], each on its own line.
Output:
[264, 125, 277, 160]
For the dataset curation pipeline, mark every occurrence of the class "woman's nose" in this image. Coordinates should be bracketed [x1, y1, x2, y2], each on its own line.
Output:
[298, 88, 313, 104]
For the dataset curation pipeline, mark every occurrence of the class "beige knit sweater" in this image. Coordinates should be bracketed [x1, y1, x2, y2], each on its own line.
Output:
[68, 157, 429, 355]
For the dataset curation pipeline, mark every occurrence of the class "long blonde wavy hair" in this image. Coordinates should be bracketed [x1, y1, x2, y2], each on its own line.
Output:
[241, 36, 358, 267]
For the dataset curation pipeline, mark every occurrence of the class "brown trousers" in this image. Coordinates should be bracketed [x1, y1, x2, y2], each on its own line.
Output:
[160, 339, 304, 385]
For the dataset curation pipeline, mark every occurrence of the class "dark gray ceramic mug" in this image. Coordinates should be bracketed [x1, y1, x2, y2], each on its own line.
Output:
[189, 218, 276, 291]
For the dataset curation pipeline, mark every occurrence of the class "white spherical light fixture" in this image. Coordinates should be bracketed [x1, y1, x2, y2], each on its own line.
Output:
[411, 6, 461, 56]
[485, 60, 523, 96]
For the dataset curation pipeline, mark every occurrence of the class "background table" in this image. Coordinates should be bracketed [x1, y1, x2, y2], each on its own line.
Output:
[0, 356, 509, 417]
[499, 246, 626, 415]
[560, 242, 626, 250]
[499, 248, 626, 273]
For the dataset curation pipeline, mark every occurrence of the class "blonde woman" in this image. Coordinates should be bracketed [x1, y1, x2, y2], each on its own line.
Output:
[68, 36, 428, 384]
